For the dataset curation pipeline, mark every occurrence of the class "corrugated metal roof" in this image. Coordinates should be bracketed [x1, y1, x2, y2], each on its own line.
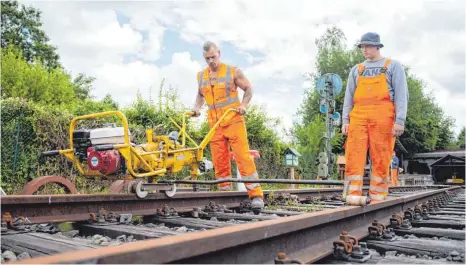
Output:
[413, 150, 466, 159]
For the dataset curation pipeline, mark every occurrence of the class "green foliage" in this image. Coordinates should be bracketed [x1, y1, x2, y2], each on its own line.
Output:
[1, 45, 77, 105]
[1, 0, 97, 102]
[293, 116, 326, 178]
[244, 105, 288, 179]
[72, 73, 96, 100]
[456, 127, 465, 148]
[0, 98, 75, 194]
[399, 72, 456, 153]
[1, 0, 61, 69]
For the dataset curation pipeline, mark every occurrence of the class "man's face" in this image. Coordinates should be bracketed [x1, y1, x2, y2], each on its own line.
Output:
[203, 48, 220, 70]
[360, 44, 379, 59]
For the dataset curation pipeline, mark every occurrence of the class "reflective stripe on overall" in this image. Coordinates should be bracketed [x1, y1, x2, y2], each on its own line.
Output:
[198, 63, 263, 199]
[344, 59, 396, 201]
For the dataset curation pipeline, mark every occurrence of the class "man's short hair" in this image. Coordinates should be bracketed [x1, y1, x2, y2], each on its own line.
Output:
[203, 41, 218, 52]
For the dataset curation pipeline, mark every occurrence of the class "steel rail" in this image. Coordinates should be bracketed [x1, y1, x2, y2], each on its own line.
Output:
[8, 186, 459, 264]
[0, 186, 445, 224]
[1, 188, 343, 224]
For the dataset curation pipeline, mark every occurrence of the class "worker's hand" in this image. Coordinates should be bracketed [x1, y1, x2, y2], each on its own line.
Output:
[191, 109, 201, 117]
[342, 124, 349, 136]
[235, 105, 246, 115]
[392, 124, 404, 137]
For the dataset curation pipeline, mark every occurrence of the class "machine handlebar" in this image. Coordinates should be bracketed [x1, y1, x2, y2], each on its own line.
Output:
[94, 145, 114, 151]
[42, 150, 60, 157]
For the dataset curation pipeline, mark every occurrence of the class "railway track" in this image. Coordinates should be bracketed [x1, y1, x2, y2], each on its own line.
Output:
[1, 185, 464, 264]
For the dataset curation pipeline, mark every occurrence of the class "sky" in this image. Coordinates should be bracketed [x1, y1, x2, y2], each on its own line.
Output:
[22, 0, 465, 139]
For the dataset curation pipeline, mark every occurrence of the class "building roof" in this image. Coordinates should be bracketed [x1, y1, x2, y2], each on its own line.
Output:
[284, 147, 301, 156]
[430, 154, 465, 167]
[412, 149, 465, 159]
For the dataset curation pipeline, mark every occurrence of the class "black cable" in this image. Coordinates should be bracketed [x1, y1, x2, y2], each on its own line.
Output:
[157, 178, 345, 186]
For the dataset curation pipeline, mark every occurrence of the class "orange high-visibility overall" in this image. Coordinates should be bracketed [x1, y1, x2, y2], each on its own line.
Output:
[390, 168, 399, 186]
[345, 59, 396, 201]
[198, 63, 263, 199]
[390, 156, 400, 186]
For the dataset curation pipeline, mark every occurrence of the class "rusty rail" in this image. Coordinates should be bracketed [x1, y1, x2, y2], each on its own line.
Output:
[1, 186, 436, 224]
[8, 185, 459, 264]
[1, 188, 345, 224]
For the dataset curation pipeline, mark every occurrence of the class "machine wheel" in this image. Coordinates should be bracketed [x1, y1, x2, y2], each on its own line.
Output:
[135, 181, 149, 199]
[20, 176, 78, 195]
[164, 184, 177, 198]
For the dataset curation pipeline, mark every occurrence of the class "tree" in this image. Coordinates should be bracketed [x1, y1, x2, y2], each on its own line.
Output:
[293, 27, 364, 178]
[243, 104, 288, 179]
[72, 73, 96, 100]
[436, 116, 456, 150]
[1, 0, 98, 101]
[1, 0, 61, 69]
[1, 45, 76, 105]
[299, 27, 365, 126]
[457, 127, 465, 148]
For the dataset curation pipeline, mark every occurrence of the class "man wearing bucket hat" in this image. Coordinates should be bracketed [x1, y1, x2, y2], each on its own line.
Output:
[342, 32, 408, 203]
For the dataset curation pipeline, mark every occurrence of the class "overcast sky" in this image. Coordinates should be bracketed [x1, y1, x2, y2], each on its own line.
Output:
[23, 0, 465, 138]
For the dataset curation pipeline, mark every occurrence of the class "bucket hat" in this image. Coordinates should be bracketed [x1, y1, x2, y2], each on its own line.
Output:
[357, 32, 384, 48]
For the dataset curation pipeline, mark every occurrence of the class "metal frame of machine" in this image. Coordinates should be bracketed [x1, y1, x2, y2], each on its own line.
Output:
[32, 108, 243, 198]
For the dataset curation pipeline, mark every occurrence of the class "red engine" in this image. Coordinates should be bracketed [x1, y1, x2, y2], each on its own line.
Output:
[87, 147, 121, 175]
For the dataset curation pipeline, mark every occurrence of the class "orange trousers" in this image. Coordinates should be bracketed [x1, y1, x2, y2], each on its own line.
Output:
[210, 120, 263, 199]
[391, 168, 399, 186]
[345, 59, 396, 202]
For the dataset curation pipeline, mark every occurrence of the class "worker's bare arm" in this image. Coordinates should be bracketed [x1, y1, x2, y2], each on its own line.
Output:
[194, 90, 205, 109]
[192, 73, 205, 117]
[234, 68, 253, 107]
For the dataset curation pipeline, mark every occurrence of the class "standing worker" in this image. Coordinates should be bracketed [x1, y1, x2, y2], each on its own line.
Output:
[191, 41, 264, 211]
[390, 151, 400, 186]
[342, 32, 408, 202]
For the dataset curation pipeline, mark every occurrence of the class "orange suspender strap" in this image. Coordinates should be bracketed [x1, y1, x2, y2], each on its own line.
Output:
[383, 58, 391, 69]
[358, 64, 365, 76]
[381, 58, 391, 73]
